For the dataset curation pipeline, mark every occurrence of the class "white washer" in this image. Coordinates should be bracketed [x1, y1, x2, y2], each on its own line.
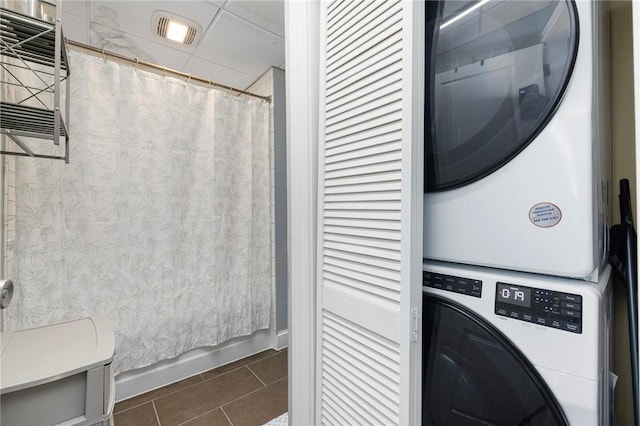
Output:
[423, 0, 610, 281]
[422, 260, 613, 425]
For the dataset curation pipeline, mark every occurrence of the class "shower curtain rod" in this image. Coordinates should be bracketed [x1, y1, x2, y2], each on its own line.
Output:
[66, 40, 272, 102]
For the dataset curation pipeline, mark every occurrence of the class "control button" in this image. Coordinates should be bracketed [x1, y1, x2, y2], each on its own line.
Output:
[561, 301, 581, 310]
[497, 308, 507, 316]
[550, 319, 563, 329]
[426, 272, 482, 297]
[523, 314, 533, 322]
[564, 322, 582, 333]
[560, 293, 581, 303]
[510, 311, 520, 319]
[536, 317, 547, 325]
[562, 309, 581, 318]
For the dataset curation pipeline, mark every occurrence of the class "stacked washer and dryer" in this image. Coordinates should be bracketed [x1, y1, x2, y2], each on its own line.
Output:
[422, 1, 615, 425]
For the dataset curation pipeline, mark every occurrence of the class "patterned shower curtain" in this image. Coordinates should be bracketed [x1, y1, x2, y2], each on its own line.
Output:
[6, 51, 272, 373]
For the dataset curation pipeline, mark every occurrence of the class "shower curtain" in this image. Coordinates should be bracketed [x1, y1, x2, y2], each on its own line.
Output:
[6, 52, 272, 373]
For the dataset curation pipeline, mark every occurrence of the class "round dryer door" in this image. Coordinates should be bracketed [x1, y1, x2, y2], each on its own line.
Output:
[422, 295, 569, 425]
[425, 0, 578, 191]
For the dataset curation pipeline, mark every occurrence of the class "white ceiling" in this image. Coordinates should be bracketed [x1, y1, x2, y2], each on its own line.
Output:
[59, 0, 285, 90]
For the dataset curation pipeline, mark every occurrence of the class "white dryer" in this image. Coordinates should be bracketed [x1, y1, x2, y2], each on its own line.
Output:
[422, 260, 613, 425]
[423, 0, 610, 281]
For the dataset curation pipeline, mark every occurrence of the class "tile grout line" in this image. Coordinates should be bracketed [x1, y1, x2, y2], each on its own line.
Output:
[221, 406, 234, 426]
[152, 400, 162, 426]
[201, 350, 282, 382]
[113, 378, 205, 416]
[219, 375, 288, 410]
[115, 351, 282, 416]
[247, 365, 268, 387]
[156, 370, 287, 426]
[175, 407, 220, 426]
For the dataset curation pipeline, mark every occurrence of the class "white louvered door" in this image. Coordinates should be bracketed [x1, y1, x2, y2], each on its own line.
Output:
[317, 0, 424, 424]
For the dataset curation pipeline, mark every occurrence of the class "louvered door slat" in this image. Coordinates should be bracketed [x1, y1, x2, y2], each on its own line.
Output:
[325, 160, 402, 180]
[324, 217, 401, 231]
[327, 56, 402, 101]
[326, 2, 402, 70]
[322, 360, 399, 420]
[325, 150, 402, 173]
[324, 256, 401, 283]
[326, 79, 403, 124]
[324, 191, 401, 204]
[324, 270, 400, 302]
[326, 0, 360, 30]
[324, 234, 401, 254]
[323, 209, 401, 221]
[325, 122, 402, 151]
[327, 139, 401, 159]
[323, 312, 402, 363]
[326, 90, 401, 131]
[324, 182, 402, 197]
[326, 1, 380, 43]
[323, 345, 400, 403]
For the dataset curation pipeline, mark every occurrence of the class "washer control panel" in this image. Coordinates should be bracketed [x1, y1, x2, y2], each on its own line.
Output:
[494, 282, 582, 334]
[423, 271, 482, 298]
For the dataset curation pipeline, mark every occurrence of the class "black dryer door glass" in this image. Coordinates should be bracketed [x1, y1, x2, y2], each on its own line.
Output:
[422, 294, 568, 426]
[425, 0, 578, 191]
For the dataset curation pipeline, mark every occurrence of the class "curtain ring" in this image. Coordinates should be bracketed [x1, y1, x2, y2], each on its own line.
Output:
[102, 47, 107, 63]
[134, 58, 139, 71]
[186, 73, 192, 84]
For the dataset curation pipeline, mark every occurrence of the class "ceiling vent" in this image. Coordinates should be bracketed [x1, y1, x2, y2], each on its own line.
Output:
[151, 11, 202, 46]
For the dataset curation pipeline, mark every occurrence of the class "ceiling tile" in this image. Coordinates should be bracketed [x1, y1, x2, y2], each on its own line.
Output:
[184, 56, 257, 89]
[88, 1, 219, 51]
[224, 0, 284, 38]
[89, 26, 191, 70]
[196, 11, 284, 78]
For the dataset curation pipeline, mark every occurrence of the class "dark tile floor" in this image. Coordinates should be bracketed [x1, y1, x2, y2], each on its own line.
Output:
[113, 349, 288, 426]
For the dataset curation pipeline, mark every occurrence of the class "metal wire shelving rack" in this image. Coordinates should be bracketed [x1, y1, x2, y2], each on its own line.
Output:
[0, 1, 70, 162]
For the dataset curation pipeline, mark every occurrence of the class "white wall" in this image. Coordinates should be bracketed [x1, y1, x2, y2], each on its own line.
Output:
[247, 67, 288, 336]
[610, 2, 636, 425]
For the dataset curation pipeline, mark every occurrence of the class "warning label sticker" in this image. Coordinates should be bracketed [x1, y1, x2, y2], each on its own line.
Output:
[529, 203, 562, 228]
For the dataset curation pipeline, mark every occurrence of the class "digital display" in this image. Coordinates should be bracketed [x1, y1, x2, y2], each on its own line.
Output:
[496, 283, 531, 308]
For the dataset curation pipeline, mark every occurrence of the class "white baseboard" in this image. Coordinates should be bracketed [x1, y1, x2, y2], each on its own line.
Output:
[274, 329, 288, 350]
[115, 329, 275, 402]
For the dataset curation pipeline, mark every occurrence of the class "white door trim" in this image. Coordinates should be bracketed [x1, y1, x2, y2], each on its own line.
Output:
[285, 1, 320, 424]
